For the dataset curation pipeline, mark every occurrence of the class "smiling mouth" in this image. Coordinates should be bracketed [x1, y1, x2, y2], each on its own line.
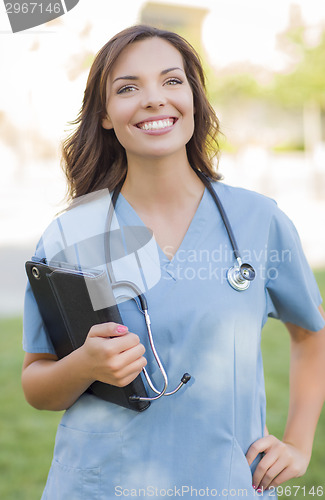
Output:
[136, 118, 177, 131]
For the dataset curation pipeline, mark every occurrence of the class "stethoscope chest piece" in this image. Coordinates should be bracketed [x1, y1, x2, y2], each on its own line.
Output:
[227, 260, 256, 292]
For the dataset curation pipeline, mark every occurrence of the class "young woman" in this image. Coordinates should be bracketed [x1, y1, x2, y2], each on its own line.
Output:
[22, 25, 325, 499]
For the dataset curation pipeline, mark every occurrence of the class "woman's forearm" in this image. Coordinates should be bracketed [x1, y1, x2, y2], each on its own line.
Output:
[283, 308, 325, 457]
[22, 348, 95, 411]
[247, 307, 325, 490]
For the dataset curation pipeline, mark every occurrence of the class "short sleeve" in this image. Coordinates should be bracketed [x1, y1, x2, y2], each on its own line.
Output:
[23, 191, 112, 354]
[265, 206, 324, 332]
[23, 239, 56, 354]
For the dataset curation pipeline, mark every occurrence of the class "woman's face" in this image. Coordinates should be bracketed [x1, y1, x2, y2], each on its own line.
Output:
[102, 37, 195, 164]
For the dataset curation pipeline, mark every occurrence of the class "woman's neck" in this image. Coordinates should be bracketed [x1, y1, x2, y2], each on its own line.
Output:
[121, 154, 204, 211]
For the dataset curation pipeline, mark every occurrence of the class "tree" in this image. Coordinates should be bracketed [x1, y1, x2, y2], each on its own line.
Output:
[273, 19, 325, 150]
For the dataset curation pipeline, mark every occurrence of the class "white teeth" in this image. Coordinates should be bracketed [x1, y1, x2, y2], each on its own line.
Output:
[139, 119, 174, 130]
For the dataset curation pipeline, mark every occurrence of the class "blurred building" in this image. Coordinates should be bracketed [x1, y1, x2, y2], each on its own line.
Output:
[140, 1, 208, 50]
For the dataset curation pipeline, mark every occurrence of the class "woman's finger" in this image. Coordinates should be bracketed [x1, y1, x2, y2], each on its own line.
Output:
[267, 467, 297, 489]
[255, 455, 288, 490]
[107, 341, 146, 373]
[103, 355, 148, 387]
[88, 322, 128, 339]
[107, 332, 142, 355]
[246, 435, 276, 465]
[252, 445, 281, 488]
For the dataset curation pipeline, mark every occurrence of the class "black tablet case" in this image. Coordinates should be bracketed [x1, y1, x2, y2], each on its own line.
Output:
[25, 260, 150, 412]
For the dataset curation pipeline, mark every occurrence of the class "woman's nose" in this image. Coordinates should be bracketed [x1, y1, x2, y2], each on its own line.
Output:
[142, 86, 167, 108]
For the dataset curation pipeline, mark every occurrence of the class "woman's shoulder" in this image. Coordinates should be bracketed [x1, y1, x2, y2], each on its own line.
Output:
[212, 181, 279, 214]
[34, 189, 111, 261]
[49, 189, 110, 229]
[63, 188, 112, 217]
[212, 182, 304, 255]
[211, 181, 298, 238]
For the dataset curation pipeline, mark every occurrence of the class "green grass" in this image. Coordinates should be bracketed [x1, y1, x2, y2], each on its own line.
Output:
[0, 317, 62, 500]
[0, 270, 324, 499]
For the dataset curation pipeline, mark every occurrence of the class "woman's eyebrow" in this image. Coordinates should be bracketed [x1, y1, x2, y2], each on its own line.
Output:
[113, 75, 138, 84]
[112, 67, 184, 84]
[161, 66, 184, 75]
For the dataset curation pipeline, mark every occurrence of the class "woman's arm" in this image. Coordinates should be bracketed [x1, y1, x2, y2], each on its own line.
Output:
[22, 322, 147, 411]
[246, 305, 325, 491]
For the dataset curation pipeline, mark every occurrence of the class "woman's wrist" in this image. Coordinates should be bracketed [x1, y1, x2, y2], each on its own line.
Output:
[282, 432, 313, 460]
[76, 343, 98, 386]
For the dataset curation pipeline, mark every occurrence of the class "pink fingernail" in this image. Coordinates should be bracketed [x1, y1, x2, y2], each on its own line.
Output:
[252, 485, 256, 489]
[116, 325, 128, 333]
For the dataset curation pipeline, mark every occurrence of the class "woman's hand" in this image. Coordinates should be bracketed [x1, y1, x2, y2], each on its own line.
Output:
[246, 435, 310, 492]
[81, 322, 147, 388]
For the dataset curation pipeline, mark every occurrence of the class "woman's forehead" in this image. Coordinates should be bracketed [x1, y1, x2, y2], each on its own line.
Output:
[110, 37, 185, 78]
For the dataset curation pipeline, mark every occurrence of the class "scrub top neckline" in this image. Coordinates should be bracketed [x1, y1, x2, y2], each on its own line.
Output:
[115, 187, 210, 267]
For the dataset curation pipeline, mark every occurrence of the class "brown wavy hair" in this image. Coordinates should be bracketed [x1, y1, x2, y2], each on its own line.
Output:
[62, 25, 222, 201]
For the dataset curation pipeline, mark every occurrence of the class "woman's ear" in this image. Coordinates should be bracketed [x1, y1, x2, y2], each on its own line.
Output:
[102, 115, 113, 130]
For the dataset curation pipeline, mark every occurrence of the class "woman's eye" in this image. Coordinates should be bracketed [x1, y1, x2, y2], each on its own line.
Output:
[165, 78, 183, 86]
[117, 85, 137, 95]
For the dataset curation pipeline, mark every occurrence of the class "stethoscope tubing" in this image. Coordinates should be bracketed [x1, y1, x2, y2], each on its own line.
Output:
[193, 169, 241, 260]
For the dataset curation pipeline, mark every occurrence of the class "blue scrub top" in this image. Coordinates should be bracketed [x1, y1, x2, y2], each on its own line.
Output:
[23, 182, 324, 499]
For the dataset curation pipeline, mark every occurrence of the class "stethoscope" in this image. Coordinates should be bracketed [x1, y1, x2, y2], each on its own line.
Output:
[104, 170, 255, 403]
[194, 169, 256, 292]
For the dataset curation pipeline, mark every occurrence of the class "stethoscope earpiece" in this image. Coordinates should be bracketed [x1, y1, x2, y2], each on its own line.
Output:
[227, 260, 256, 292]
